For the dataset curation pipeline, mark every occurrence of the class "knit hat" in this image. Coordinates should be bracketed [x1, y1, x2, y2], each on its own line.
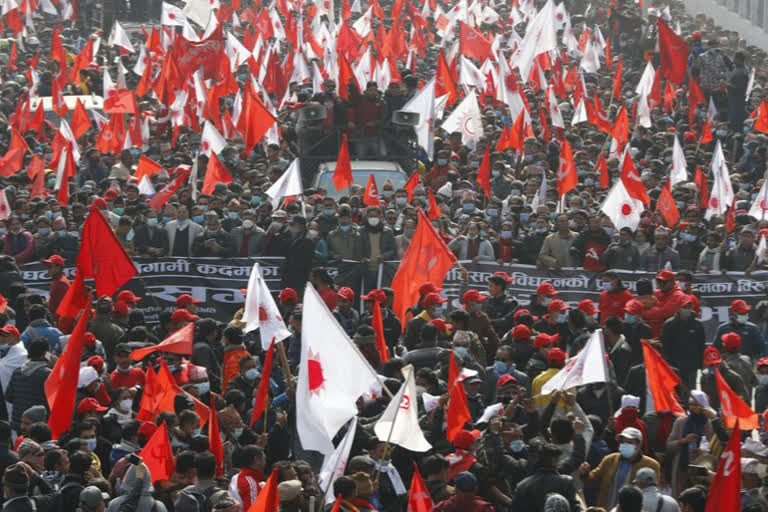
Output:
[22, 405, 47, 423]
[277, 480, 303, 502]
[3, 463, 29, 492]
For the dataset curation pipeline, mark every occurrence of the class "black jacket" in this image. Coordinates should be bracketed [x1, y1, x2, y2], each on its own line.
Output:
[192, 229, 236, 258]
[5, 361, 51, 432]
[360, 307, 402, 349]
[661, 315, 706, 376]
[512, 467, 581, 512]
[281, 233, 315, 295]
[482, 295, 518, 335]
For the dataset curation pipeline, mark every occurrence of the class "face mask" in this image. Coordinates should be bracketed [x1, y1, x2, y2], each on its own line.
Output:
[624, 313, 636, 324]
[147, 218, 158, 227]
[56, 229, 66, 236]
[454, 347, 469, 358]
[251, 197, 262, 206]
[437, 159, 448, 166]
[470, 161, 480, 169]
[85, 438, 97, 451]
[271, 221, 284, 231]
[501, 230, 513, 239]
[680, 232, 697, 242]
[47, 178, 56, 187]
[536, 227, 548, 234]
[323, 208, 335, 216]
[556, 314, 567, 324]
[619, 442, 636, 459]
[603, 227, 614, 236]
[396, 197, 407, 206]
[493, 360, 508, 374]
[308, 229, 319, 238]
[368, 217, 380, 227]
[192, 215, 204, 224]
[227, 212, 239, 220]
[245, 368, 260, 380]
[759, 374, 768, 385]
[113, 208, 125, 216]
[716, 130, 728, 138]
[487, 208, 498, 217]
[509, 189, 522, 197]
[468, 234, 478, 240]
[470, 303, 482, 313]
[339, 224, 351, 233]
[233, 427, 244, 438]
[736, 314, 748, 324]
[463, 203, 475, 212]
[584, 178, 594, 187]
[542, 297, 552, 306]
[162, 216, 171, 224]
[192, 428, 202, 437]
[119, 399, 133, 411]
[167, 365, 179, 372]
[509, 440, 525, 453]
[242, 220, 254, 230]
[196, 382, 210, 394]
[38, 228, 50, 236]
[492, 170, 501, 177]
[519, 212, 530, 223]
[413, 195, 426, 205]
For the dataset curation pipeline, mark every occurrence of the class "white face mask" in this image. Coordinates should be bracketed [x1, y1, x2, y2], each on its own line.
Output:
[242, 220, 254, 230]
[736, 314, 749, 324]
[308, 229, 319, 238]
[368, 217, 381, 227]
[119, 399, 133, 412]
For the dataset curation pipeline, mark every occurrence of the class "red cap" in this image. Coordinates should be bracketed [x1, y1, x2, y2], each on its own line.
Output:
[83, 332, 96, 346]
[492, 271, 515, 282]
[452, 429, 482, 449]
[92, 197, 108, 209]
[496, 374, 517, 388]
[678, 221, 690, 231]
[757, 357, 768, 369]
[731, 299, 751, 314]
[656, 270, 676, 281]
[721, 332, 742, 349]
[537, 282, 558, 296]
[512, 324, 531, 341]
[87, 355, 104, 374]
[703, 346, 722, 366]
[692, 31, 702, 41]
[41, 255, 64, 266]
[117, 290, 142, 303]
[547, 299, 570, 313]
[418, 282, 439, 296]
[77, 397, 108, 414]
[548, 347, 567, 365]
[337, 287, 355, 300]
[279, 288, 298, 303]
[462, 290, 487, 304]
[578, 299, 599, 315]
[624, 299, 644, 315]
[431, 318, 452, 333]
[534, 332, 560, 348]
[0, 325, 19, 338]
[137, 422, 158, 442]
[361, 289, 386, 303]
[104, 189, 119, 200]
[240, 288, 247, 296]
[422, 293, 447, 307]
[171, 308, 199, 323]
[513, 309, 532, 319]
[176, 294, 202, 307]
[113, 301, 130, 316]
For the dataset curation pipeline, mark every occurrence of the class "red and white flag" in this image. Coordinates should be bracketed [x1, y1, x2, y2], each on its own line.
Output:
[108, 21, 135, 53]
[0, 188, 10, 220]
[542, 329, 609, 394]
[241, 262, 291, 349]
[706, 140, 734, 219]
[705, 422, 741, 512]
[374, 365, 431, 452]
[600, 179, 643, 232]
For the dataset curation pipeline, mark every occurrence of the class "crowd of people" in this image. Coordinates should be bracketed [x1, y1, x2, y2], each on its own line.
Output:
[1, 0, 768, 510]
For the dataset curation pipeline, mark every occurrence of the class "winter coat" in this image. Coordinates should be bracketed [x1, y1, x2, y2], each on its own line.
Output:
[106, 465, 168, 512]
[5, 361, 50, 432]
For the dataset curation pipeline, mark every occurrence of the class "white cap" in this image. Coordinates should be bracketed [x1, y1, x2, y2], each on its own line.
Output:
[78, 366, 99, 389]
[618, 427, 643, 442]
[614, 394, 640, 417]
[690, 390, 716, 414]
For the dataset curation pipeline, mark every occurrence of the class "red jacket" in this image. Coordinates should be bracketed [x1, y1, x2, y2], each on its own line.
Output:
[110, 367, 146, 389]
[641, 285, 689, 337]
[48, 273, 70, 318]
[232, 468, 264, 511]
[598, 289, 634, 324]
[433, 494, 495, 512]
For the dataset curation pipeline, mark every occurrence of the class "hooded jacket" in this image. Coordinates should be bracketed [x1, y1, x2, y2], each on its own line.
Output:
[106, 465, 167, 512]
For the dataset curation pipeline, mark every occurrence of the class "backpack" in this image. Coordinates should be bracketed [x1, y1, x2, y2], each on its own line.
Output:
[176, 486, 219, 512]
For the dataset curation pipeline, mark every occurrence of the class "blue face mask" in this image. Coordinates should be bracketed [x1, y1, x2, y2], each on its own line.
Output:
[619, 443, 637, 459]
[487, 208, 498, 217]
[339, 224, 351, 233]
[509, 440, 525, 453]
[501, 230, 513, 239]
[56, 230, 67, 237]
[192, 215, 204, 224]
[113, 208, 124, 216]
[519, 213, 530, 223]
[454, 347, 469, 358]
[624, 313, 636, 324]
[192, 428, 202, 437]
[251, 196, 262, 206]
[245, 368, 260, 381]
[716, 130, 728, 138]
[323, 208, 335, 216]
[680, 233, 696, 242]
[415, 195, 427, 204]
[38, 228, 50, 236]
[147, 218, 158, 227]
[556, 314, 567, 324]
[233, 427, 244, 438]
[85, 438, 97, 452]
[437, 159, 448, 166]
[463, 203, 475, 212]
[196, 382, 210, 394]
[227, 212, 239, 220]
[493, 360, 508, 374]
[47, 178, 56, 187]
[396, 197, 407, 206]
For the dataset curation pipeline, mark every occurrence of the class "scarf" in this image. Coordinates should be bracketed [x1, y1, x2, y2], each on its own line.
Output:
[655, 412, 676, 452]
[679, 412, 707, 468]
[373, 461, 406, 496]
[614, 408, 649, 454]
[497, 238, 515, 261]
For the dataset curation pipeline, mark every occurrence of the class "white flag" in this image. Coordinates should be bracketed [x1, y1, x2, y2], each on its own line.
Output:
[571, 98, 588, 126]
[161, 2, 186, 26]
[297, 286, 381, 454]
[600, 179, 643, 232]
[634, 61, 655, 98]
[749, 178, 768, 221]
[669, 135, 687, 186]
[441, 90, 483, 149]
[401, 78, 436, 159]
[137, 175, 156, 196]
[746, 67, 756, 101]
[318, 417, 357, 505]
[265, 159, 303, 206]
[0, 189, 11, 220]
[108, 21, 135, 53]
[705, 140, 734, 219]
[182, 0, 212, 28]
[200, 121, 227, 157]
[542, 329, 609, 394]
[242, 263, 291, 349]
[374, 365, 432, 453]
[514, 0, 557, 81]
[758, 234, 767, 265]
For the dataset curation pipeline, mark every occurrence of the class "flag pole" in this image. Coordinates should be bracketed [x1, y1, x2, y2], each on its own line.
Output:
[263, 395, 270, 434]
[373, 369, 406, 485]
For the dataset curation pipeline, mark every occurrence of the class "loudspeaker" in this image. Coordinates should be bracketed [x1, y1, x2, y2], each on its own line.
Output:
[391, 110, 420, 126]
[298, 105, 327, 123]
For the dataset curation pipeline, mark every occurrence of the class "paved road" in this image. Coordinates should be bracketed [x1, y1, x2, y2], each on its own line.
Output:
[682, 0, 768, 50]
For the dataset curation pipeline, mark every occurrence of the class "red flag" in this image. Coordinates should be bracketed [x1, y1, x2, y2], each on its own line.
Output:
[148, 167, 191, 211]
[0, 294, 6, 314]
[621, 152, 650, 205]
[657, 19, 689, 85]
[458, 22, 492, 61]
[363, 174, 379, 206]
[202, 153, 234, 196]
[336, 52, 360, 100]
[642, 341, 685, 415]
[604, 38, 612, 69]
[688, 79, 705, 122]
[138, 422, 176, 482]
[8, 42, 17, 72]
[715, 368, 759, 429]
[612, 59, 623, 100]
[538, 106, 551, 142]
[56, 270, 89, 319]
[612, 106, 630, 149]
[695, 167, 709, 208]
[407, 464, 434, 512]
[130, 323, 194, 361]
[0, 128, 29, 176]
[372, 301, 389, 363]
[446, 381, 471, 441]
[448, 350, 459, 389]
[725, 202, 736, 234]
[657, 184, 680, 227]
[77, 204, 138, 297]
[45, 296, 90, 439]
[596, 152, 609, 189]
[557, 139, 578, 198]
[391, 210, 457, 327]
[700, 119, 714, 144]
[250, 338, 275, 427]
[135, 155, 163, 181]
[476, 146, 491, 198]
[704, 421, 741, 512]
[755, 100, 768, 133]
[25, 102, 44, 136]
[663, 80, 676, 114]
[404, 171, 419, 202]
[209, 396, 224, 477]
[137, 365, 164, 422]
[70, 99, 92, 139]
[238, 90, 277, 154]
[248, 468, 278, 512]
[649, 68, 663, 108]
[50, 28, 67, 69]
[435, 50, 458, 105]
[333, 134, 353, 191]
[427, 188, 441, 220]
[29, 157, 47, 200]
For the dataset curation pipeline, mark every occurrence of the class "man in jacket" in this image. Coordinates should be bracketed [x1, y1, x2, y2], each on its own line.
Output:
[512, 442, 581, 512]
[483, 273, 518, 335]
[462, 290, 499, 364]
[719, 332, 759, 401]
[604, 317, 633, 383]
[641, 270, 689, 338]
[231, 219, 266, 257]
[327, 206, 363, 261]
[433, 472, 494, 512]
[41, 255, 69, 320]
[580, 427, 660, 511]
[713, 299, 766, 361]
[166, 205, 204, 257]
[5, 340, 50, 434]
[280, 216, 315, 296]
[660, 297, 706, 393]
[639, 227, 680, 271]
[537, 214, 578, 270]
[601, 227, 640, 270]
[570, 215, 611, 271]
[359, 207, 396, 290]
[700, 346, 748, 409]
[192, 212, 236, 258]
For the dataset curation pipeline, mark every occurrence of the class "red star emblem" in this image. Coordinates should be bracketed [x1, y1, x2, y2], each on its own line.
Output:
[307, 349, 325, 394]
